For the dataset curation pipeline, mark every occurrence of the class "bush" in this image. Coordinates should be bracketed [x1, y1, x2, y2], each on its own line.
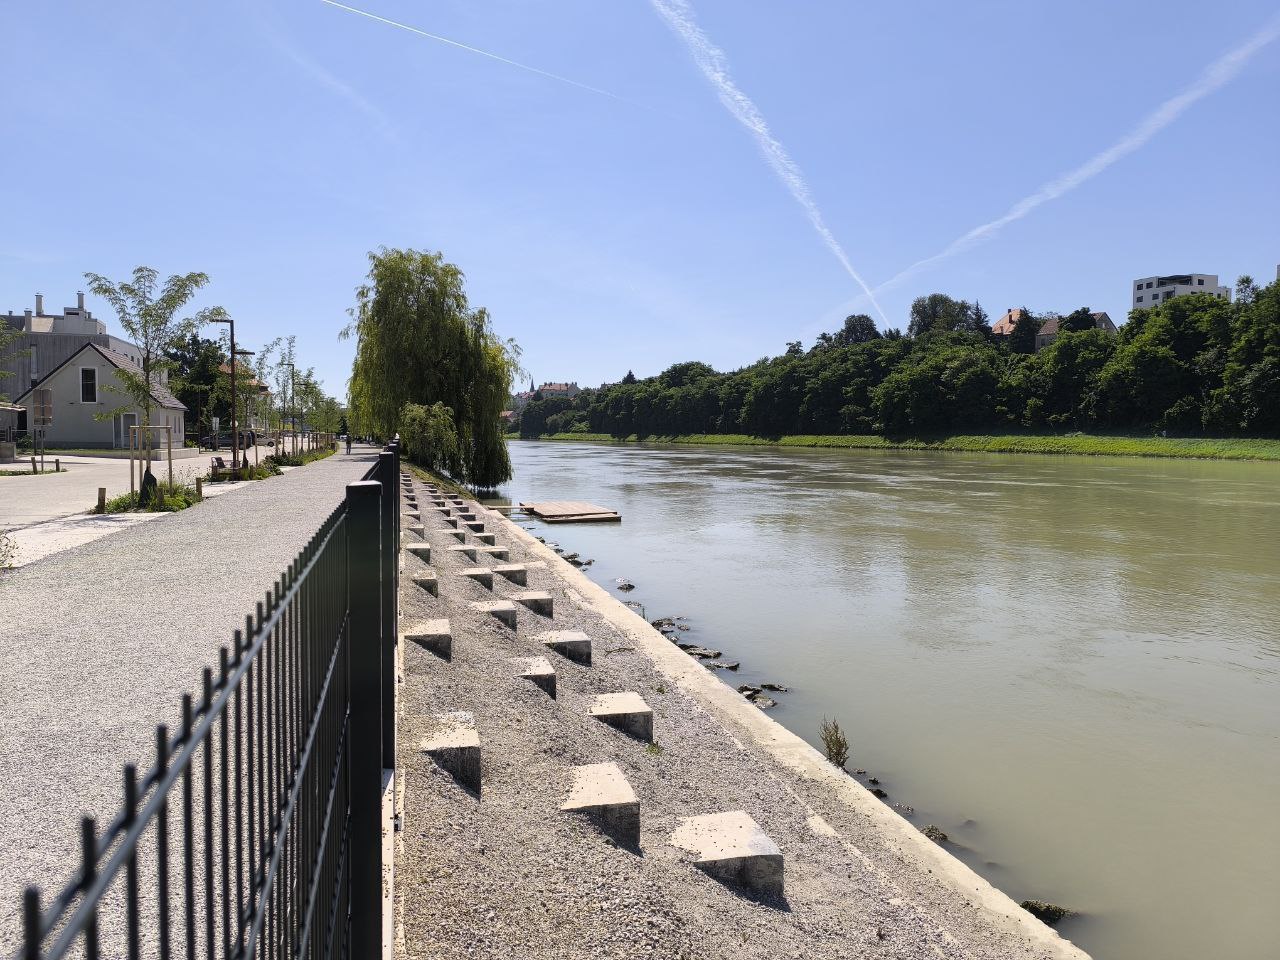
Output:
[265, 447, 334, 469]
[98, 481, 201, 513]
[820, 716, 850, 768]
[400, 401, 462, 477]
[0, 529, 16, 570]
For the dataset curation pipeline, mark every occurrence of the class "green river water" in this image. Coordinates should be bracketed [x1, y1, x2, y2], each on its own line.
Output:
[492, 440, 1280, 960]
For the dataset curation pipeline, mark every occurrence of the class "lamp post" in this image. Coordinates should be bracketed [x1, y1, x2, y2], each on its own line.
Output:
[209, 314, 239, 468]
[235, 348, 255, 468]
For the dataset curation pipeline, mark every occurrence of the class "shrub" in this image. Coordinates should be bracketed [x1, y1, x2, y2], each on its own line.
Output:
[400, 401, 462, 477]
[0, 529, 16, 570]
[820, 716, 850, 768]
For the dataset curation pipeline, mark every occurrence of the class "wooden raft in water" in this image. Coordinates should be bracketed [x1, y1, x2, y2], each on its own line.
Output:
[520, 501, 622, 523]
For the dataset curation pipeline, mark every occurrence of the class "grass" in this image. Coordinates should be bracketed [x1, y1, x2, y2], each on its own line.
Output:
[97, 481, 202, 514]
[0, 466, 67, 476]
[266, 446, 335, 468]
[527, 432, 1280, 462]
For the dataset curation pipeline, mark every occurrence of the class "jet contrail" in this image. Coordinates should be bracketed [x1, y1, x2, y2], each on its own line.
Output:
[318, 0, 628, 103]
[649, 0, 888, 324]
[872, 12, 1280, 297]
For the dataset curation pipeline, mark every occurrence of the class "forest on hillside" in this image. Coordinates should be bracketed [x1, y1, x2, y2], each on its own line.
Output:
[518, 277, 1280, 439]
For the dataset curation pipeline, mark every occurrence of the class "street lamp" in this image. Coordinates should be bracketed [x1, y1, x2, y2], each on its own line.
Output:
[235, 348, 255, 468]
[208, 314, 240, 468]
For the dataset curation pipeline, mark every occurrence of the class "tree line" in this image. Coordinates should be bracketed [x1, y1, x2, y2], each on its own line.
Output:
[518, 276, 1280, 439]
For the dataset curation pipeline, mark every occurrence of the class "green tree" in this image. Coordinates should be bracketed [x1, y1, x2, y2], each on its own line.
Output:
[1059, 307, 1097, 334]
[401, 401, 461, 474]
[1008, 307, 1042, 355]
[165, 334, 226, 434]
[622, 370, 637, 384]
[344, 248, 520, 486]
[0, 321, 26, 402]
[83, 267, 225, 444]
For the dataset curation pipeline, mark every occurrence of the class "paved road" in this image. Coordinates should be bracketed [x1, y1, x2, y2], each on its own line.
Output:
[0, 446, 278, 527]
[0, 447, 382, 951]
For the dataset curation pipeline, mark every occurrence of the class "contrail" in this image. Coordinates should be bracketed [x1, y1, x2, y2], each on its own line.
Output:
[318, 0, 628, 103]
[649, 0, 888, 324]
[873, 12, 1280, 297]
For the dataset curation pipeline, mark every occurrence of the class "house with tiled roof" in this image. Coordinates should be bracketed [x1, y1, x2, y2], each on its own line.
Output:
[13, 341, 187, 448]
[1035, 312, 1117, 351]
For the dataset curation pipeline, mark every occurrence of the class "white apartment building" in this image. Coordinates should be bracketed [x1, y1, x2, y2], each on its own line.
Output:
[1132, 273, 1230, 310]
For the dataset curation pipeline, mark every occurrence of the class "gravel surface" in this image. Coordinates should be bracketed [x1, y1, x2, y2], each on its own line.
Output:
[0, 448, 377, 951]
[397, 475, 1087, 960]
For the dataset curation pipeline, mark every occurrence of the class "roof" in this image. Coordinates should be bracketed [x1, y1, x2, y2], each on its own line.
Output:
[14, 342, 187, 410]
[992, 308, 1028, 336]
[540, 382, 577, 391]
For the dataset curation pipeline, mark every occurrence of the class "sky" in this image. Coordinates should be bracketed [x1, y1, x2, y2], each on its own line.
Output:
[2, 0, 1278, 396]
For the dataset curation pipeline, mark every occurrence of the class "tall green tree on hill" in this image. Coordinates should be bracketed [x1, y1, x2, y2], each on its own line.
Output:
[344, 247, 521, 486]
[1008, 307, 1041, 355]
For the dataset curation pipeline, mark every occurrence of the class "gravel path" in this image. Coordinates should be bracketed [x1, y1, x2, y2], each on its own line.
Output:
[0, 448, 378, 951]
[396, 475, 1089, 960]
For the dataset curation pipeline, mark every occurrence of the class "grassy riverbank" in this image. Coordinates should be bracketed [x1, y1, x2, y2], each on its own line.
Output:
[521, 432, 1280, 461]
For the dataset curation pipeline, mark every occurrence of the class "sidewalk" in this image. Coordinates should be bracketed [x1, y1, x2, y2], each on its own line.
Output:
[0, 447, 380, 951]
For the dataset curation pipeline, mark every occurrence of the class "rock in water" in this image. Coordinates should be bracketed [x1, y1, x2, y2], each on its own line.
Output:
[615, 578, 636, 592]
[704, 661, 740, 671]
[760, 682, 788, 692]
[737, 685, 763, 696]
[676, 643, 721, 659]
[1020, 900, 1070, 927]
[752, 695, 777, 710]
[922, 825, 948, 843]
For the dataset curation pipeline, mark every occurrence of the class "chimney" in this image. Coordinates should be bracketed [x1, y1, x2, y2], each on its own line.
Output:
[77, 291, 85, 310]
[34, 293, 43, 315]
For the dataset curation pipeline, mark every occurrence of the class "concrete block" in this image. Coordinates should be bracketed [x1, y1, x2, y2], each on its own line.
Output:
[475, 532, 497, 546]
[561, 763, 639, 849]
[590, 693, 652, 741]
[405, 543, 431, 564]
[512, 591, 553, 617]
[404, 619, 451, 660]
[404, 509, 421, 520]
[493, 563, 527, 586]
[512, 656, 556, 697]
[446, 544, 478, 561]
[442, 516, 459, 529]
[458, 513, 477, 524]
[447, 529, 467, 542]
[471, 600, 518, 629]
[406, 524, 425, 539]
[669, 812, 782, 898]
[475, 546, 510, 561]
[460, 567, 494, 589]
[464, 520, 485, 532]
[412, 572, 438, 597]
[421, 712, 481, 793]
[538, 630, 591, 665]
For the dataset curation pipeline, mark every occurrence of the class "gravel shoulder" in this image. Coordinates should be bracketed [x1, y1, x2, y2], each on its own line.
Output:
[0, 448, 378, 951]
[397, 474, 1090, 960]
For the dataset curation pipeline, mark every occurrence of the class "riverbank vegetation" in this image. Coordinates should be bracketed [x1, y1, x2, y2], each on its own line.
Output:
[344, 248, 520, 487]
[526, 431, 1280, 461]
[517, 278, 1280, 454]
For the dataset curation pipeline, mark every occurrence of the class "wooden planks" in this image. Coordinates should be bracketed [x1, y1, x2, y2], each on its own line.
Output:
[520, 500, 622, 523]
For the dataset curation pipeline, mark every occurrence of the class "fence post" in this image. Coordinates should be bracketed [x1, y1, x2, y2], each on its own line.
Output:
[346, 479, 384, 960]
[378, 450, 397, 769]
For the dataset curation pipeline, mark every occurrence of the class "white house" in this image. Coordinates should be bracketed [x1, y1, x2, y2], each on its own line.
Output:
[13, 342, 186, 449]
[1132, 274, 1230, 310]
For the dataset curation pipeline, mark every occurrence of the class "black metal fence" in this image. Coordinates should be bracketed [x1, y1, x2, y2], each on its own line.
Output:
[17, 440, 402, 960]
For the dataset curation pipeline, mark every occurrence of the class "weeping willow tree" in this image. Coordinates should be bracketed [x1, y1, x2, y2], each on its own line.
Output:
[344, 248, 521, 486]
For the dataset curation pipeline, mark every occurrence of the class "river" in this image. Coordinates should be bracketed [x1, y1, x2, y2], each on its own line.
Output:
[488, 440, 1280, 960]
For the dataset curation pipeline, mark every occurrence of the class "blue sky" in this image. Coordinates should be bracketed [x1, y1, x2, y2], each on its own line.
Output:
[3, 0, 1277, 396]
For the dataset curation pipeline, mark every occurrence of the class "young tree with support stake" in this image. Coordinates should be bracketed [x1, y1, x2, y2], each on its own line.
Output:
[84, 266, 226, 501]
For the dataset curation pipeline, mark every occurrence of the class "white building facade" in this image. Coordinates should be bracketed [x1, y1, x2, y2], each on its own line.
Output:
[1132, 274, 1230, 310]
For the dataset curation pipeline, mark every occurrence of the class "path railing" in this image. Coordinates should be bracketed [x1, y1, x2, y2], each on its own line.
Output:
[16, 439, 402, 960]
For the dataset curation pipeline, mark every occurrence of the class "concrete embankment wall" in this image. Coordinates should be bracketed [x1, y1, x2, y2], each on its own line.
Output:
[485, 502, 1091, 959]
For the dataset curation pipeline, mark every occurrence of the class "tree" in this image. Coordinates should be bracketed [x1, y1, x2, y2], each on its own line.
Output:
[165, 334, 226, 434]
[400, 401, 461, 475]
[1008, 307, 1042, 355]
[83, 267, 225, 447]
[0, 321, 26, 403]
[1059, 307, 1097, 334]
[344, 248, 520, 486]
[622, 370, 637, 384]
[908, 294, 971, 337]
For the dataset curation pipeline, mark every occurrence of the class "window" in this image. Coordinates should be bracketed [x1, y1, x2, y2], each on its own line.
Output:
[1146, 281, 1154, 289]
[80, 367, 97, 403]
[1136, 295, 1144, 302]
[1197, 278, 1204, 285]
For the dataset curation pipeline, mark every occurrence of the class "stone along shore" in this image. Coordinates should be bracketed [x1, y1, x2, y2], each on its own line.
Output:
[392, 471, 1091, 960]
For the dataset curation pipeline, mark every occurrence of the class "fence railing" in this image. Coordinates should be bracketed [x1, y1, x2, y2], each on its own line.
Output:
[16, 439, 402, 960]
